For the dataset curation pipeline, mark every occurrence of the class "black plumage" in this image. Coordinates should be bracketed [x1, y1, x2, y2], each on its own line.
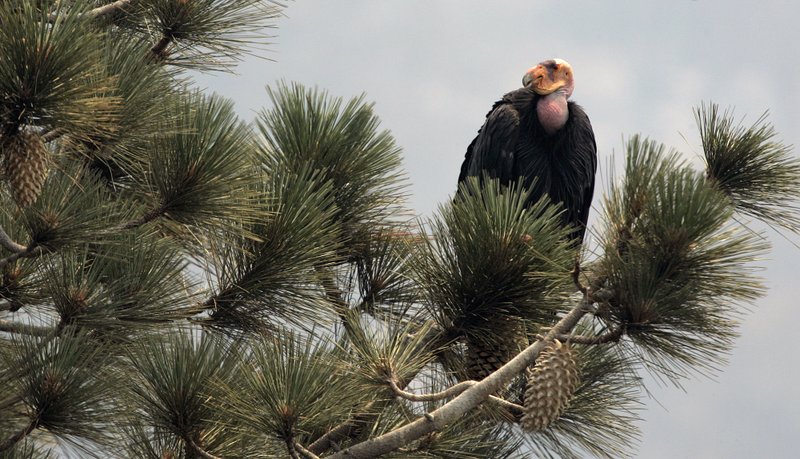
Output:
[458, 87, 597, 242]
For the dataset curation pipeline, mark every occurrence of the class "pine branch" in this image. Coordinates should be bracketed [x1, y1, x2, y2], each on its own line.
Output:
[48, 0, 136, 22]
[307, 323, 444, 455]
[0, 210, 166, 270]
[0, 163, 132, 270]
[0, 417, 38, 453]
[0, 320, 54, 337]
[388, 378, 524, 419]
[86, 0, 136, 19]
[307, 416, 364, 455]
[317, 267, 350, 315]
[0, 211, 171, 270]
[150, 34, 173, 61]
[0, 226, 26, 253]
[488, 395, 525, 418]
[327, 301, 591, 458]
[119, 204, 168, 230]
[41, 128, 64, 143]
[295, 442, 321, 459]
[186, 437, 222, 459]
[286, 437, 301, 459]
[556, 325, 625, 345]
[388, 378, 474, 402]
[572, 260, 588, 295]
[0, 207, 174, 274]
[697, 103, 800, 232]
[0, 245, 43, 270]
[115, 0, 285, 72]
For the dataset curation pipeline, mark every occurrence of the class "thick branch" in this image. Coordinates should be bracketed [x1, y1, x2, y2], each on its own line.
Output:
[0, 320, 54, 337]
[327, 302, 591, 458]
[0, 418, 37, 453]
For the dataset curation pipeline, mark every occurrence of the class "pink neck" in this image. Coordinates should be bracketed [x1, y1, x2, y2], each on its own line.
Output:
[536, 90, 569, 135]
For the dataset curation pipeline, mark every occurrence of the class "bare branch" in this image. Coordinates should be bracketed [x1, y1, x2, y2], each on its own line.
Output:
[488, 395, 524, 415]
[388, 378, 476, 402]
[572, 259, 588, 295]
[287, 441, 301, 459]
[41, 128, 64, 143]
[0, 320, 55, 337]
[187, 437, 222, 459]
[389, 376, 523, 420]
[48, 0, 136, 23]
[86, 0, 135, 19]
[0, 226, 26, 253]
[295, 442, 321, 459]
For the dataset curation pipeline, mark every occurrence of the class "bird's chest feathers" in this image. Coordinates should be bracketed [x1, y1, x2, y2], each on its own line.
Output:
[535, 94, 569, 135]
[514, 105, 585, 199]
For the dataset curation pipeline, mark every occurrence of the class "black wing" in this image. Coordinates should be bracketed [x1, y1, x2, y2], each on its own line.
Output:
[561, 103, 597, 242]
[458, 97, 521, 185]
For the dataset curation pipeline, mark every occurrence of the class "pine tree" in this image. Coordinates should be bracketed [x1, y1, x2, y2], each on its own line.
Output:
[1, 2, 799, 458]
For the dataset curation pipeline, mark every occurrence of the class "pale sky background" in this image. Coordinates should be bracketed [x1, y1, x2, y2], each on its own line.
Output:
[195, 2, 799, 457]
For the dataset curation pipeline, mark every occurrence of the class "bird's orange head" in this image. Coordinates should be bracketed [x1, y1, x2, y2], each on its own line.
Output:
[522, 58, 575, 98]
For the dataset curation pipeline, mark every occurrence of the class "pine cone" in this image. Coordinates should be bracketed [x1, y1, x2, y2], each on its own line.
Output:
[521, 339, 579, 431]
[465, 317, 528, 380]
[2, 130, 50, 207]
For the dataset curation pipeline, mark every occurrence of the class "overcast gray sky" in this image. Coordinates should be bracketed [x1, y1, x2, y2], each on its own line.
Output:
[196, 2, 799, 457]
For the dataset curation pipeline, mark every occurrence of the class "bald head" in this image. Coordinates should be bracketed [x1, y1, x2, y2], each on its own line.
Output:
[522, 58, 575, 98]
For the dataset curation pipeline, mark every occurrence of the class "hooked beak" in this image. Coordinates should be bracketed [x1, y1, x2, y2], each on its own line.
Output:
[523, 64, 554, 94]
[524, 63, 566, 95]
[522, 65, 544, 89]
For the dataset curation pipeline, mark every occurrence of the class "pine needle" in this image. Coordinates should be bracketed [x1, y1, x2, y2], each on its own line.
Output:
[697, 102, 800, 233]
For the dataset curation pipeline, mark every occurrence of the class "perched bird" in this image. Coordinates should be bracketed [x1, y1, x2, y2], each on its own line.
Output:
[458, 58, 597, 243]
